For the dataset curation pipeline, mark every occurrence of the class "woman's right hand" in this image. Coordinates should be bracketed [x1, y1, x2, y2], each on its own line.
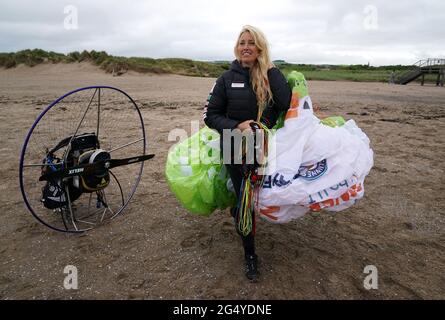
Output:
[236, 120, 255, 132]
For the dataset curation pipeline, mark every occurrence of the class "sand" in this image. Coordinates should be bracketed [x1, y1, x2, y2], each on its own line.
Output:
[0, 62, 444, 299]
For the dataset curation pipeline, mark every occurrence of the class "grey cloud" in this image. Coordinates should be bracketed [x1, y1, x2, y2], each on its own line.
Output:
[0, 0, 443, 65]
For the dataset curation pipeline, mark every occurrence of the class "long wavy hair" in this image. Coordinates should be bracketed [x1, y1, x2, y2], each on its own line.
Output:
[234, 25, 275, 121]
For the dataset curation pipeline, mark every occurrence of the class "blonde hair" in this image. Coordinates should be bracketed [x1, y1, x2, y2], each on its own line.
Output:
[234, 25, 275, 121]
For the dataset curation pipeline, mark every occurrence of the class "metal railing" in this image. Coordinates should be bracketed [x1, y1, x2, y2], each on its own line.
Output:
[395, 58, 445, 84]
[413, 58, 445, 68]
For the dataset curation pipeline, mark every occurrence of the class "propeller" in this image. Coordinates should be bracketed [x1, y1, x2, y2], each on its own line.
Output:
[39, 154, 155, 181]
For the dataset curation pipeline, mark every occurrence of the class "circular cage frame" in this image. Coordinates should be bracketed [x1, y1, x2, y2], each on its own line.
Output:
[19, 86, 147, 233]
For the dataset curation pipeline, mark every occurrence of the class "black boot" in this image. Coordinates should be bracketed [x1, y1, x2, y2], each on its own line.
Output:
[245, 253, 259, 281]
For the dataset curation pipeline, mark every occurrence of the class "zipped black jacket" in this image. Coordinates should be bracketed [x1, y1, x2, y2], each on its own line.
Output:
[203, 60, 291, 134]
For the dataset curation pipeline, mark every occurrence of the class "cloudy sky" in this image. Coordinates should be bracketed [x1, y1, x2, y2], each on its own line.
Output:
[1, 0, 444, 66]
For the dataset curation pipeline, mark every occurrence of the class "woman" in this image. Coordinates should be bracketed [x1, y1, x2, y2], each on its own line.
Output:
[203, 25, 291, 281]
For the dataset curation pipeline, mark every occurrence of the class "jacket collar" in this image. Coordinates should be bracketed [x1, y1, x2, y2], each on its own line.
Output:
[230, 59, 251, 76]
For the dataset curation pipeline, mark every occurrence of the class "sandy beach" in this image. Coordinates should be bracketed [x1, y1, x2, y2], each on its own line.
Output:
[0, 62, 444, 299]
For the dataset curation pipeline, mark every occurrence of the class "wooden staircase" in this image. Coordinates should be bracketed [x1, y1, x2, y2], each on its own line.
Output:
[394, 58, 445, 86]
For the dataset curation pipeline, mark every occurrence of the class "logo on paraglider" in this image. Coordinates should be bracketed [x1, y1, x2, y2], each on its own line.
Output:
[297, 159, 327, 181]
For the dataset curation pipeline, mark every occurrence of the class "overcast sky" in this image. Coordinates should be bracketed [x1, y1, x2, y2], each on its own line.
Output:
[1, 0, 444, 66]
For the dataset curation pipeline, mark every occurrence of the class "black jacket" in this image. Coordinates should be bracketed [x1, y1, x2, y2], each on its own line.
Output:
[203, 60, 291, 134]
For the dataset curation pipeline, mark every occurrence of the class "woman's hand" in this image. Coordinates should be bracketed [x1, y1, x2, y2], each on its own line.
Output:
[236, 120, 255, 132]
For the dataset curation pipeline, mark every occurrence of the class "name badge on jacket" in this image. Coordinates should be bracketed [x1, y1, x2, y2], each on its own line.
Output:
[231, 82, 245, 88]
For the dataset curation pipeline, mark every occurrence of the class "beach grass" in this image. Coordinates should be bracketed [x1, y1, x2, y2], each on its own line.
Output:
[1, 49, 434, 83]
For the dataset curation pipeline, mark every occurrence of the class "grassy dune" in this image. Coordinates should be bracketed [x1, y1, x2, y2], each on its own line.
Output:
[0, 49, 426, 83]
[0, 49, 229, 77]
[277, 62, 414, 82]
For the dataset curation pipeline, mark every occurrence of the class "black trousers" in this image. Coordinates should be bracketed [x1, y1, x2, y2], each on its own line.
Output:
[225, 163, 255, 256]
